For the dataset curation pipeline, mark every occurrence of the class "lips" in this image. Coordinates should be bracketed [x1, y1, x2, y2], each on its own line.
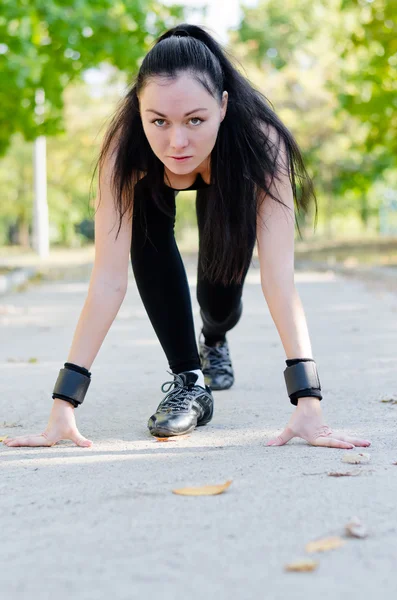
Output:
[170, 156, 192, 160]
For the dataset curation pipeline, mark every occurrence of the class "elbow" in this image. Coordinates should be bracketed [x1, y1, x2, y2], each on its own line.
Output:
[90, 273, 128, 297]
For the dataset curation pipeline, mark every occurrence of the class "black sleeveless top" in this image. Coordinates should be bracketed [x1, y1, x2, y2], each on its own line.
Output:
[165, 172, 212, 192]
[137, 172, 212, 195]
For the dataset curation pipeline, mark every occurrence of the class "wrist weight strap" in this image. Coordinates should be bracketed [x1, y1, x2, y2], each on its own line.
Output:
[284, 359, 322, 406]
[52, 363, 91, 408]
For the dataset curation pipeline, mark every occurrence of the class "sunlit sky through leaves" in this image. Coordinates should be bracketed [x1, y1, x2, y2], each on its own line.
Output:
[163, 0, 259, 43]
[84, 1, 259, 91]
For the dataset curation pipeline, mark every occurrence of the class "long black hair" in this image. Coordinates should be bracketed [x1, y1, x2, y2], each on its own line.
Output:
[97, 23, 317, 285]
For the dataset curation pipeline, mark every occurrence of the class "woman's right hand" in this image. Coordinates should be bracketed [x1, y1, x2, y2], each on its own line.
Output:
[2, 399, 93, 448]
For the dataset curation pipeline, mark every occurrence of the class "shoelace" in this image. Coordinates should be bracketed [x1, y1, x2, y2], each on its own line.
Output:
[202, 344, 232, 372]
[157, 372, 196, 413]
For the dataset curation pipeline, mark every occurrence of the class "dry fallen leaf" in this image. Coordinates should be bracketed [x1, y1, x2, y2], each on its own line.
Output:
[306, 536, 346, 553]
[0, 436, 8, 442]
[342, 452, 370, 465]
[285, 559, 318, 572]
[328, 470, 361, 477]
[380, 398, 397, 404]
[172, 480, 233, 496]
[28, 357, 38, 363]
[345, 516, 368, 539]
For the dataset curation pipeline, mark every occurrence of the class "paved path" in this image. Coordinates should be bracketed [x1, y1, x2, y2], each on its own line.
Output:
[1, 259, 397, 599]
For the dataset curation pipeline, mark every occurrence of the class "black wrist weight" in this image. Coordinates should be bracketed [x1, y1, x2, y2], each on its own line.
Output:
[284, 358, 322, 406]
[52, 362, 91, 408]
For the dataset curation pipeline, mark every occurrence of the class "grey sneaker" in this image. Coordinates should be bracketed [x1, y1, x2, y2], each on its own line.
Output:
[199, 333, 234, 390]
[147, 371, 214, 437]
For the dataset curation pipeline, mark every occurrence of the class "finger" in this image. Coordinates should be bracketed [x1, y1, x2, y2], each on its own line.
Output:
[332, 434, 371, 447]
[70, 432, 93, 448]
[267, 427, 295, 446]
[3, 434, 55, 447]
[311, 436, 355, 449]
[4, 435, 32, 446]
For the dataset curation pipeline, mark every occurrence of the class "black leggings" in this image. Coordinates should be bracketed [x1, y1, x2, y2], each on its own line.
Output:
[130, 184, 255, 373]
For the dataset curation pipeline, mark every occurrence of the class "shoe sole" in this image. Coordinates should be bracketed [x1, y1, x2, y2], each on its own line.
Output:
[149, 422, 198, 437]
[150, 428, 195, 438]
[149, 412, 213, 438]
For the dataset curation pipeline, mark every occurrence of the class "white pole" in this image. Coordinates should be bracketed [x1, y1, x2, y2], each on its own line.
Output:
[32, 89, 49, 258]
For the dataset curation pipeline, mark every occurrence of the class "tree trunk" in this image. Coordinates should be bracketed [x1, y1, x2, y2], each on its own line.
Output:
[360, 194, 369, 230]
[17, 218, 30, 247]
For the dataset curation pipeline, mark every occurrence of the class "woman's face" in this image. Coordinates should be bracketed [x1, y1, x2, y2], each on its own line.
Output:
[139, 71, 228, 175]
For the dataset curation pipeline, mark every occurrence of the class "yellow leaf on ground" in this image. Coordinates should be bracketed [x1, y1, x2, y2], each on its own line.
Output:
[172, 480, 233, 496]
[285, 559, 318, 572]
[0, 436, 8, 442]
[306, 536, 346, 553]
[155, 435, 190, 442]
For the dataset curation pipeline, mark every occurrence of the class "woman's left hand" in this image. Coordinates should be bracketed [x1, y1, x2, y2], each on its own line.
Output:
[267, 397, 371, 449]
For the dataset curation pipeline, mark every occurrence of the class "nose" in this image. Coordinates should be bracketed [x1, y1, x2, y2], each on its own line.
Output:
[169, 127, 189, 151]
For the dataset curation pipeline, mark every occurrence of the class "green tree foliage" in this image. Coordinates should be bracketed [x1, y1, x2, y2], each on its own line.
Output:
[235, 0, 395, 234]
[338, 0, 396, 158]
[0, 0, 183, 155]
[0, 75, 123, 245]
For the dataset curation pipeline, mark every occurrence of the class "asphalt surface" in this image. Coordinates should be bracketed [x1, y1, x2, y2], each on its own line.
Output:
[1, 258, 397, 599]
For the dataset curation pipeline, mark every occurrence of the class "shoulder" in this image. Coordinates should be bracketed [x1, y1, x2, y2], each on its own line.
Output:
[259, 121, 285, 156]
[259, 121, 277, 141]
[255, 122, 292, 208]
[258, 121, 289, 177]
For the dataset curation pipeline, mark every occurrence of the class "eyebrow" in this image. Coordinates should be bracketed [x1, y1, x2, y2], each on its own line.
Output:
[145, 108, 208, 117]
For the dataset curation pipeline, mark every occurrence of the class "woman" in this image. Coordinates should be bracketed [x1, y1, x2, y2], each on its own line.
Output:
[4, 24, 370, 449]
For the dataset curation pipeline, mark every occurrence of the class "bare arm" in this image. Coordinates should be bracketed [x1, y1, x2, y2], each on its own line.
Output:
[257, 126, 371, 450]
[256, 129, 312, 359]
[64, 278, 128, 370]
[3, 146, 134, 448]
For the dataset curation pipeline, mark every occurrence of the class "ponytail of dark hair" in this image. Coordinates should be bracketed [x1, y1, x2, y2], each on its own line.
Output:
[96, 23, 317, 285]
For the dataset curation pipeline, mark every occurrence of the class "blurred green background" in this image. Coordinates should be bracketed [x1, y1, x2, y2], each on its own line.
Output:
[0, 0, 396, 262]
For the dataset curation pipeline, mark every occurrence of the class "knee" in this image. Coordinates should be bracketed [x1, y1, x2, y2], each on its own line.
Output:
[200, 299, 243, 335]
